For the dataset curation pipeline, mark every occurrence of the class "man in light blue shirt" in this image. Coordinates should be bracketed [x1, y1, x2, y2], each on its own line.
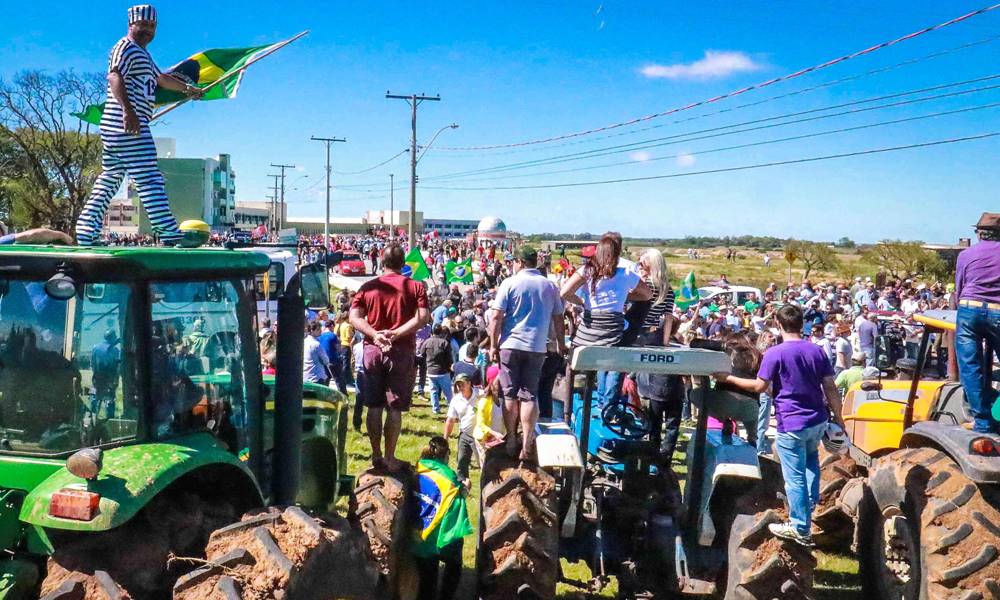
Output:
[303, 321, 331, 384]
[488, 246, 565, 460]
[431, 300, 451, 327]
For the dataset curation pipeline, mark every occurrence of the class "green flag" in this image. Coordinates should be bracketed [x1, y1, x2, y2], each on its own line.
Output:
[674, 271, 700, 310]
[402, 247, 431, 281]
[445, 258, 473, 285]
[73, 41, 283, 125]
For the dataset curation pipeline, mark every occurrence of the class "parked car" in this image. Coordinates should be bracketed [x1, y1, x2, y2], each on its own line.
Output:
[337, 252, 367, 276]
[697, 285, 764, 307]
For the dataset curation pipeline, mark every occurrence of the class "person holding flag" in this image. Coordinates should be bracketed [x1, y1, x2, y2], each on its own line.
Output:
[76, 5, 203, 245]
[413, 436, 472, 600]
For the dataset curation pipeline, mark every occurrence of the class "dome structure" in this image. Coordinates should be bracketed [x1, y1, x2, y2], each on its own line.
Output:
[477, 216, 507, 234]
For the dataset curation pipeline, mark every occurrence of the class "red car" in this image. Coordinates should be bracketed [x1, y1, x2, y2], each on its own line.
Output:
[337, 252, 367, 276]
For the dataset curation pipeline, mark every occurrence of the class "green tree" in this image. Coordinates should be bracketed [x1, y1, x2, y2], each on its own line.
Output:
[786, 240, 841, 279]
[860, 240, 948, 279]
[0, 70, 104, 231]
[835, 236, 856, 249]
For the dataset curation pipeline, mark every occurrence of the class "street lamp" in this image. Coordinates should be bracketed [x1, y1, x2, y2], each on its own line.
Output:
[417, 123, 459, 164]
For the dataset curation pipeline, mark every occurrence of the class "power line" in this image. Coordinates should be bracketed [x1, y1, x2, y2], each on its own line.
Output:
[421, 131, 999, 191]
[424, 75, 1000, 180]
[446, 33, 1000, 156]
[423, 101, 1000, 183]
[433, 3, 1000, 151]
[332, 148, 409, 175]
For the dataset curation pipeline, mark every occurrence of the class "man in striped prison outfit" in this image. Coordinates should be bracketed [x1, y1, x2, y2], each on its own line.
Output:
[76, 5, 203, 246]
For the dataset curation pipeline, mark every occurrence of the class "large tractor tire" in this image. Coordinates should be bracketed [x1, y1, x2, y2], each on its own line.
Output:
[811, 453, 865, 550]
[478, 457, 559, 600]
[860, 447, 1000, 600]
[724, 508, 816, 600]
[172, 505, 378, 600]
[349, 466, 416, 599]
[40, 491, 233, 599]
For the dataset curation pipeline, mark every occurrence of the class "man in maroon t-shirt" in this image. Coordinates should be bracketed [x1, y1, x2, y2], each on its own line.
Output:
[350, 244, 430, 470]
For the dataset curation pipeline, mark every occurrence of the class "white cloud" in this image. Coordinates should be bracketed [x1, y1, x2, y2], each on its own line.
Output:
[629, 151, 652, 162]
[676, 153, 696, 167]
[641, 50, 763, 80]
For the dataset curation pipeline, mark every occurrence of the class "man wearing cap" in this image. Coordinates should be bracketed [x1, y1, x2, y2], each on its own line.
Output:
[488, 245, 565, 461]
[954, 212, 1000, 433]
[76, 5, 202, 246]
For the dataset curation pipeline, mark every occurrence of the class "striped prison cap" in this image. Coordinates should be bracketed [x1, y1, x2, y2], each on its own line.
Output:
[128, 5, 157, 24]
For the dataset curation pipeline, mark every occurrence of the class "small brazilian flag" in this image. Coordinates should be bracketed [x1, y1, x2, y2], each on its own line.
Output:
[445, 258, 473, 285]
[412, 459, 472, 557]
[402, 247, 431, 281]
[674, 271, 700, 310]
[73, 41, 284, 125]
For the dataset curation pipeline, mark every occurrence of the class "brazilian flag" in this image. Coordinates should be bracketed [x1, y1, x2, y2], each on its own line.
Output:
[445, 258, 474, 285]
[402, 247, 431, 281]
[413, 459, 472, 557]
[73, 41, 283, 125]
[674, 271, 700, 310]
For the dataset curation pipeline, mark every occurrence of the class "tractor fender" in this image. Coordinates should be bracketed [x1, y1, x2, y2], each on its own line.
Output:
[900, 421, 1000, 484]
[19, 433, 261, 533]
[692, 430, 761, 546]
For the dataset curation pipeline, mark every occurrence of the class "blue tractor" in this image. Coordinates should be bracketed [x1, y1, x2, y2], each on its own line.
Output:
[476, 345, 815, 599]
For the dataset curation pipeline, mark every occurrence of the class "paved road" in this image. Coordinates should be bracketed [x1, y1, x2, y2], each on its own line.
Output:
[329, 272, 376, 291]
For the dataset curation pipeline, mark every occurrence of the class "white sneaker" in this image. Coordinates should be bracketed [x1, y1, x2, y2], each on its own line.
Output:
[768, 522, 814, 548]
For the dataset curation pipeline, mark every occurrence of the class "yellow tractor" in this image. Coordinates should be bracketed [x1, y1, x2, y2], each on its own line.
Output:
[813, 309, 1000, 598]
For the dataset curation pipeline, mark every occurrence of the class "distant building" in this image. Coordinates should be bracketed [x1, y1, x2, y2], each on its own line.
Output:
[136, 153, 236, 234]
[424, 217, 478, 240]
[365, 210, 423, 236]
[233, 201, 274, 232]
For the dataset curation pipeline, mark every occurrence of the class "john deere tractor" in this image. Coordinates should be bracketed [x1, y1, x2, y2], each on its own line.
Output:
[476, 344, 815, 600]
[0, 245, 377, 599]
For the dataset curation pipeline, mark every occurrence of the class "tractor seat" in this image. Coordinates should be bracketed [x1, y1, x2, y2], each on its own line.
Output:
[596, 437, 658, 464]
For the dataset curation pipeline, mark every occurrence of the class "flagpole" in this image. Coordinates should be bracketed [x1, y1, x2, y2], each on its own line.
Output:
[151, 30, 309, 122]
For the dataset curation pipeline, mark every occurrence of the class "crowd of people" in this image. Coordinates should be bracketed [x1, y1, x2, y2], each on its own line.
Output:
[275, 212, 996, 581]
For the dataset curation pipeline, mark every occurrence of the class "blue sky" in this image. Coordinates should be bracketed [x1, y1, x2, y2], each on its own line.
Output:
[2, 1, 998, 243]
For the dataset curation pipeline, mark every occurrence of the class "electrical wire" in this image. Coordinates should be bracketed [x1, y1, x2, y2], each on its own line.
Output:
[432, 3, 1000, 151]
[424, 75, 1000, 180]
[444, 33, 1000, 156]
[332, 149, 409, 175]
[420, 131, 999, 190]
[422, 101, 1000, 183]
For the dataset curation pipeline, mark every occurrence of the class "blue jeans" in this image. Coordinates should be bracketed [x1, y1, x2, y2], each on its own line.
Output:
[860, 346, 876, 368]
[956, 304, 1000, 433]
[775, 421, 826, 536]
[756, 392, 773, 454]
[428, 373, 452, 413]
[596, 370, 623, 407]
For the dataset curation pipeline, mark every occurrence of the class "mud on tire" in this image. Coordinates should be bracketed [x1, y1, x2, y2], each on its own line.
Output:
[478, 457, 559, 600]
[724, 508, 816, 600]
[349, 466, 415, 597]
[811, 453, 865, 550]
[172, 505, 378, 600]
[861, 447, 1000, 600]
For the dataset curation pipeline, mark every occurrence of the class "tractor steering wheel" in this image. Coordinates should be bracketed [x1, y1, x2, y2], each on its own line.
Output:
[601, 400, 651, 440]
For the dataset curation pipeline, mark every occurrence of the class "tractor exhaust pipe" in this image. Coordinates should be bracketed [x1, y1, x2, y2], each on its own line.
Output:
[272, 275, 305, 505]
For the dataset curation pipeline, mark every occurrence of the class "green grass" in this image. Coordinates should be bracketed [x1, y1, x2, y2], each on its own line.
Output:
[341, 390, 860, 598]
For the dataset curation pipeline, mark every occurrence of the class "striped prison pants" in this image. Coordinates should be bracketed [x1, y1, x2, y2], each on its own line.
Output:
[76, 127, 182, 245]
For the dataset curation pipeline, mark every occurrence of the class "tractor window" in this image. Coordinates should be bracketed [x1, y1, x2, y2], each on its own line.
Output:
[254, 263, 285, 297]
[0, 281, 138, 455]
[149, 280, 248, 452]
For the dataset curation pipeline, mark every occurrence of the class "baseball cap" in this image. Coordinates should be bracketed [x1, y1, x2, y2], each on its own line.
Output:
[454, 373, 472, 385]
[517, 245, 538, 263]
[862, 366, 881, 379]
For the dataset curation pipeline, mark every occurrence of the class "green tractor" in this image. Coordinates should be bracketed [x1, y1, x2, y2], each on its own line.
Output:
[0, 245, 377, 599]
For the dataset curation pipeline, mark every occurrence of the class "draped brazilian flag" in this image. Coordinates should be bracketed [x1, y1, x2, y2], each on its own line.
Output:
[674, 271, 700, 310]
[445, 258, 474, 285]
[73, 41, 285, 125]
[413, 459, 472, 557]
[402, 247, 431, 281]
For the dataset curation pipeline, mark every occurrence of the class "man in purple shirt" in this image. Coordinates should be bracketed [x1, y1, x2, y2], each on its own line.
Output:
[955, 212, 1000, 433]
[715, 304, 845, 546]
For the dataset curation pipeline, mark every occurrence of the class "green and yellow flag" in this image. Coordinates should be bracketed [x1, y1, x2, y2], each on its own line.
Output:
[402, 247, 431, 281]
[674, 271, 700, 310]
[445, 258, 474, 285]
[73, 41, 284, 125]
[413, 459, 472, 557]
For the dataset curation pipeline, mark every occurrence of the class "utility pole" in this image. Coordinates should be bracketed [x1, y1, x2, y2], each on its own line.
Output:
[309, 136, 346, 247]
[268, 174, 281, 232]
[270, 163, 296, 231]
[386, 92, 440, 248]
[389, 173, 394, 240]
